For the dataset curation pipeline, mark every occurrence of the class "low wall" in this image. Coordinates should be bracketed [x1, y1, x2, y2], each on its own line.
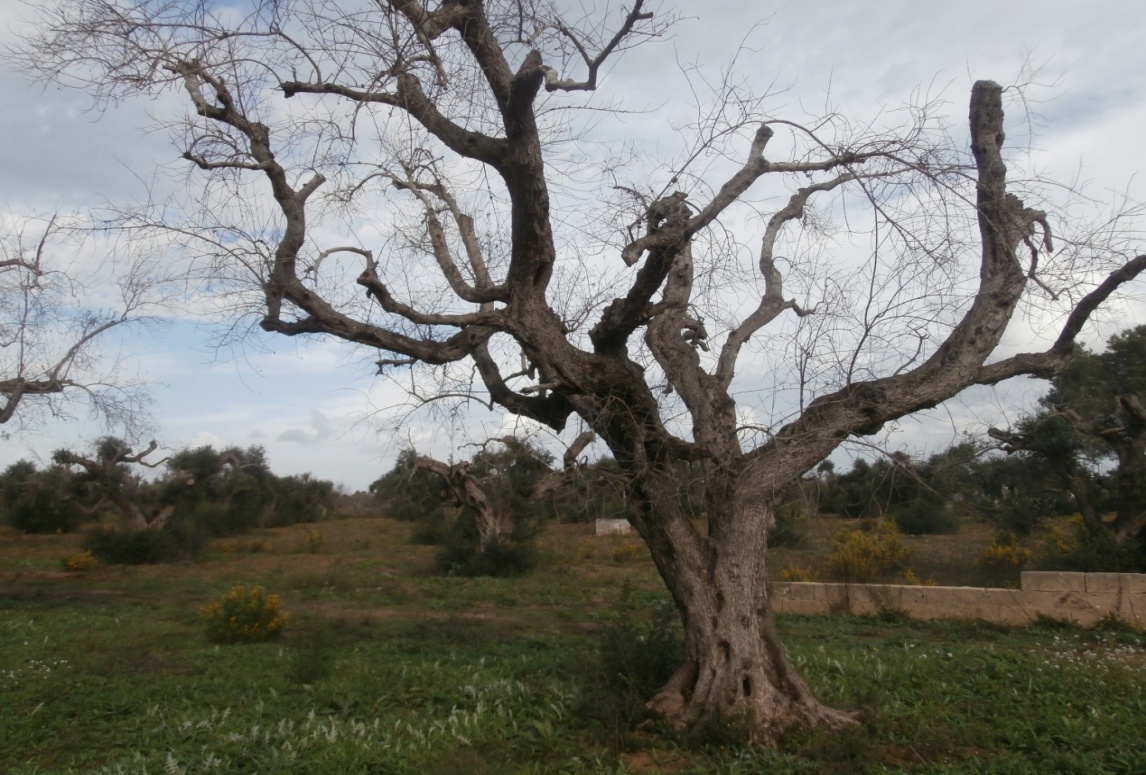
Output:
[768, 571, 1146, 627]
[595, 518, 633, 536]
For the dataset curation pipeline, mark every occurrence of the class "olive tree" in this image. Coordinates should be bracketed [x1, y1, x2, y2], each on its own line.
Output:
[15, 0, 1145, 744]
[990, 325, 1146, 555]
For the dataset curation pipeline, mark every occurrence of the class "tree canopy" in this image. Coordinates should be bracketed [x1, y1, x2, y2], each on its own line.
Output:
[991, 325, 1146, 564]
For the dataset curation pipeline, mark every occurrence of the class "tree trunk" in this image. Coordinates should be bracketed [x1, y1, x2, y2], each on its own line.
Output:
[632, 470, 856, 745]
[415, 456, 504, 550]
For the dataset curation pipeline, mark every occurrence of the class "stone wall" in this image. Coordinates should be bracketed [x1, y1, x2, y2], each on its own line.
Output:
[595, 518, 633, 536]
[769, 571, 1146, 627]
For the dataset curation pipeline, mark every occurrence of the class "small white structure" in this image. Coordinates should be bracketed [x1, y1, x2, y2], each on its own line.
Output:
[595, 518, 633, 536]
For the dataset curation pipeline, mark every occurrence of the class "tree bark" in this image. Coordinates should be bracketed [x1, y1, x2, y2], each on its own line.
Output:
[414, 456, 505, 549]
[630, 467, 856, 745]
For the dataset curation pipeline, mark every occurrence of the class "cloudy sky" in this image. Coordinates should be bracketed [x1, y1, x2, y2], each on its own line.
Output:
[2, 0, 1144, 491]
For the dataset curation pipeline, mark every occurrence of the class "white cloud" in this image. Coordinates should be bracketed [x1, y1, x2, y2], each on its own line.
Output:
[277, 409, 334, 444]
[1, 0, 1143, 490]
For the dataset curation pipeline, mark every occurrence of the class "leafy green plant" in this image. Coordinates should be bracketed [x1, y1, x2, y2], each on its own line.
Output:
[82, 524, 205, 565]
[892, 494, 959, 535]
[767, 501, 808, 548]
[1, 461, 86, 534]
[1036, 517, 1146, 573]
[434, 532, 536, 577]
[201, 583, 289, 644]
[578, 583, 683, 747]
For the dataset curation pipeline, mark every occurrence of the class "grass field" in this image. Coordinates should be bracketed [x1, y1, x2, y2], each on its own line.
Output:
[2, 515, 1144, 774]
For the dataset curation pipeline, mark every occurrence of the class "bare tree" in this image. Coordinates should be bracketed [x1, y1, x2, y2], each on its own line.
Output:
[0, 213, 161, 432]
[15, 0, 1145, 744]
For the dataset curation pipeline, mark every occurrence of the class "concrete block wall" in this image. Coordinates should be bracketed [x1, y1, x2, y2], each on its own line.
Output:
[768, 571, 1145, 627]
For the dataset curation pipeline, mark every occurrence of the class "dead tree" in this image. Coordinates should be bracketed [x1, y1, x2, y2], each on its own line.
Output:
[16, 0, 1146, 744]
[0, 214, 161, 430]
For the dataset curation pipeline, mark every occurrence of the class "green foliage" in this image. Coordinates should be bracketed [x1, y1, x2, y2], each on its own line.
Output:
[818, 456, 914, 519]
[82, 523, 205, 564]
[44, 440, 334, 560]
[892, 493, 958, 535]
[434, 532, 537, 577]
[816, 442, 1070, 537]
[161, 444, 275, 535]
[370, 448, 449, 523]
[267, 474, 334, 527]
[999, 326, 1146, 553]
[1036, 520, 1146, 573]
[201, 583, 290, 644]
[767, 499, 808, 548]
[3, 525, 1146, 773]
[465, 438, 553, 544]
[376, 441, 551, 576]
[577, 583, 683, 746]
[0, 461, 86, 534]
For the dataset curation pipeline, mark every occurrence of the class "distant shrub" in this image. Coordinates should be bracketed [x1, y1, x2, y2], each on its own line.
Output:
[434, 534, 536, 577]
[780, 565, 819, 582]
[83, 522, 205, 565]
[266, 475, 333, 527]
[62, 550, 99, 572]
[84, 529, 176, 565]
[1035, 519, 1146, 573]
[827, 521, 911, 583]
[201, 583, 289, 644]
[981, 531, 1033, 571]
[3, 474, 86, 534]
[177, 501, 259, 538]
[409, 511, 452, 545]
[893, 495, 959, 535]
[977, 489, 1048, 537]
[767, 503, 808, 548]
[610, 541, 642, 562]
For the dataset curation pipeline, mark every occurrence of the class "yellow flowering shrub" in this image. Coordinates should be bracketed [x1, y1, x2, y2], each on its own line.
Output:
[780, 565, 819, 582]
[610, 541, 642, 562]
[827, 521, 911, 583]
[201, 583, 289, 644]
[1041, 521, 1078, 556]
[981, 532, 1033, 570]
[901, 569, 937, 587]
[63, 550, 100, 572]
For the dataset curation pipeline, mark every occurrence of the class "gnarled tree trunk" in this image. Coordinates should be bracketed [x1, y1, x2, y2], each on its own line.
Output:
[622, 464, 855, 744]
[415, 456, 504, 549]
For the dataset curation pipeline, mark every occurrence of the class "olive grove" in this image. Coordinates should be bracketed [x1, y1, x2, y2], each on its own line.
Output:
[14, 0, 1146, 745]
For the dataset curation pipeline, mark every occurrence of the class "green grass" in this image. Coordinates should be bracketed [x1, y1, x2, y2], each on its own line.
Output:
[1, 518, 1145, 773]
